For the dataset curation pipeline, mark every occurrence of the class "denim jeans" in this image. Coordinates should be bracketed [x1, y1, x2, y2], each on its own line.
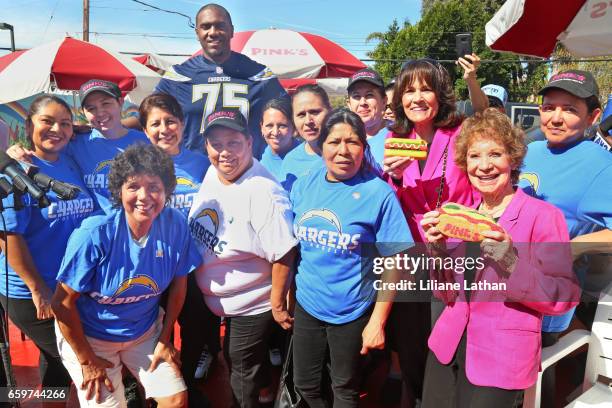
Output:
[223, 310, 274, 408]
[293, 302, 371, 408]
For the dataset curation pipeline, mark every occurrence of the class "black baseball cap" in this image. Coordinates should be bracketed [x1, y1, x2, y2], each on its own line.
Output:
[203, 109, 249, 137]
[539, 70, 599, 99]
[347, 68, 384, 93]
[79, 79, 122, 106]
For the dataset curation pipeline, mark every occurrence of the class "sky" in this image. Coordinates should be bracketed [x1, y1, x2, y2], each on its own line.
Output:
[0, 0, 422, 64]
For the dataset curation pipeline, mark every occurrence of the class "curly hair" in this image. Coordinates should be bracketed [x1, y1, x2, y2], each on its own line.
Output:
[108, 144, 176, 208]
[390, 59, 463, 135]
[454, 108, 526, 185]
[138, 93, 184, 128]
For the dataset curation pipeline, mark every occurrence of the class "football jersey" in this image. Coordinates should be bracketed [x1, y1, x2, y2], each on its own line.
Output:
[170, 148, 210, 217]
[155, 52, 288, 158]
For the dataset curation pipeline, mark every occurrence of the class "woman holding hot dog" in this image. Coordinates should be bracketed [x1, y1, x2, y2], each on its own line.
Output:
[419, 109, 580, 407]
[383, 56, 486, 407]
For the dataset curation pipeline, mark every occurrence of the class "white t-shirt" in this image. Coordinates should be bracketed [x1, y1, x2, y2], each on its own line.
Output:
[188, 159, 297, 317]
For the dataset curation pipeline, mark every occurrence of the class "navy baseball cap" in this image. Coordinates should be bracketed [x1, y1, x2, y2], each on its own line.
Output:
[79, 79, 122, 106]
[347, 68, 385, 92]
[203, 109, 248, 137]
[539, 70, 599, 99]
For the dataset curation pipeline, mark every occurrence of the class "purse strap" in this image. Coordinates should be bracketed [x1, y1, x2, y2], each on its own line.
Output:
[434, 144, 449, 209]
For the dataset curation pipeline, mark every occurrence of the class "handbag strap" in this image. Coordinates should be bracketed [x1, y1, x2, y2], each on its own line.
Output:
[434, 144, 449, 209]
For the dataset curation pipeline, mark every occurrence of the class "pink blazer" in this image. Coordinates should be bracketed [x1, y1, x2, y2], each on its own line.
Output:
[393, 125, 479, 242]
[427, 189, 581, 390]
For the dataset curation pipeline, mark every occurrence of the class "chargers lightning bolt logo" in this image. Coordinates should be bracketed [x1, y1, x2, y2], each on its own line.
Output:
[519, 172, 540, 194]
[95, 160, 114, 173]
[112, 275, 159, 297]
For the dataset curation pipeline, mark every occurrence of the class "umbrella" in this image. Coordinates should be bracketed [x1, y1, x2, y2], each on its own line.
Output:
[0, 37, 160, 104]
[132, 53, 174, 75]
[192, 29, 366, 79]
[485, 0, 612, 57]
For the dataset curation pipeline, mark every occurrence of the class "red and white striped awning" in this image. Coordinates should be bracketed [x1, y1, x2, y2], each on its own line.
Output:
[193, 29, 366, 79]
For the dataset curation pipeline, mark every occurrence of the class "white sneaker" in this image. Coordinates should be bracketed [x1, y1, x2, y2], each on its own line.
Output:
[194, 348, 214, 380]
[269, 348, 282, 367]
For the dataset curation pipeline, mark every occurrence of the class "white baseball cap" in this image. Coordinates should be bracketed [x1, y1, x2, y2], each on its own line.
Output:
[481, 84, 508, 107]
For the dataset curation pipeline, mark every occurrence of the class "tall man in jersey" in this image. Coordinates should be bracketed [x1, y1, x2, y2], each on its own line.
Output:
[155, 3, 288, 158]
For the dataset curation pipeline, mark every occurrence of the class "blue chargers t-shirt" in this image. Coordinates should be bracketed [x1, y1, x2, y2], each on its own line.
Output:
[170, 148, 209, 217]
[0, 154, 97, 298]
[519, 140, 612, 332]
[260, 139, 300, 181]
[57, 207, 201, 341]
[65, 129, 149, 214]
[367, 127, 388, 168]
[279, 142, 324, 191]
[290, 166, 414, 324]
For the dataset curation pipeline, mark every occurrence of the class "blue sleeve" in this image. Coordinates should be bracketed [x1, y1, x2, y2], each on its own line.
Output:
[0, 190, 31, 234]
[375, 190, 414, 256]
[577, 164, 612, 229]
[57, 226, 102, 293]
[262, 78, 289, 102]
[154, 77, 171, 94]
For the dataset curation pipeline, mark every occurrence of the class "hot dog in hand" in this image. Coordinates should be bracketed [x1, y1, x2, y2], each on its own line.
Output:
[438, 203, 503, 242]
[384, 138, 428, 160]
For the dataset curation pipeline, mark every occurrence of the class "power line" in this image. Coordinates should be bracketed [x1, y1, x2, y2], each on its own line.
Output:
[130, 0, 195, 28]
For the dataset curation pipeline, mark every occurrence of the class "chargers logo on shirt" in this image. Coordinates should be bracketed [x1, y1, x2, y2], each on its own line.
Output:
[294, 209, 361, 253]
[89, 274, 160, 305]
[249, 67, 276, 82]
[47, 197, 95, 220]
[84, 160, 113, 190]
[170, 177, 200, 210]
[519, 172, 540, 195]
[189, 208, 227, 255]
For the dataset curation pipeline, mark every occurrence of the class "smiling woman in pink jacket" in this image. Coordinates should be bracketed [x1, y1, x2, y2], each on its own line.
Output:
[419, 109, 580, 407]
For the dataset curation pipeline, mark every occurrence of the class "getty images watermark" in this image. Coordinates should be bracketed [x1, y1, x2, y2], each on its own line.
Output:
[360, 243, 584, 303]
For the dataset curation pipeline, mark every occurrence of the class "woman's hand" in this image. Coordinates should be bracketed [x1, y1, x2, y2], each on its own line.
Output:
[420, 210, 445, 245]
[81, 355, 114, 403]
[31, 287, 54, 320]
[272, 308, 294, 331]
[149, 340, 181, 377]
[383, 156, 413, 181]
[6, 143, 35, 163]
[480, 229, 517, 274]
[360, 318, 385, 355]
[457, 53, 480, 80]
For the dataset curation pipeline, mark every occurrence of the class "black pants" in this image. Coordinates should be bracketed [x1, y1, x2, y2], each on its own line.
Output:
[178, 273, 221, 388]
[386, 301, 431, 407]
[293, 302, 370, 408]
[0, 295, 71, 387]
[421, 332, 519, 408]
[223, 310, 274, 408]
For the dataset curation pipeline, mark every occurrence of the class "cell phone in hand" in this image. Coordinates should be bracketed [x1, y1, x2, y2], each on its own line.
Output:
[455, 33, 472, 58]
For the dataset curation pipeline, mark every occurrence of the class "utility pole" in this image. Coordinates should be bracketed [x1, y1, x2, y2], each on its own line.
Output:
[83, 0, 89, 42]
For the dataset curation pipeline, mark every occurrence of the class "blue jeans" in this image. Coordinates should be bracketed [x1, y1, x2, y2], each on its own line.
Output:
[293, 302, 371, 408]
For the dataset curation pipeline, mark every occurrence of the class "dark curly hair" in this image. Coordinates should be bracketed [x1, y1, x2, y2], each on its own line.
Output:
[454, 108, 526, 185]
[391, 59, 463, 135]
[138, 93, 184, 128]
[108, 144, 176, 208]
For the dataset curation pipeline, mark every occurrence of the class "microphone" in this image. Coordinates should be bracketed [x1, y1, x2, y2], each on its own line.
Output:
[31, 172, 81, 200]
[0, 151, 49, 207]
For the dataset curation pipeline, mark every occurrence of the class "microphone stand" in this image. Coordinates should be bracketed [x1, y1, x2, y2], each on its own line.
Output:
[0, 179, 19, 407]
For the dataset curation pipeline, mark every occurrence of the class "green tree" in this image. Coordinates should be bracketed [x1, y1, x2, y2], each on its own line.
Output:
[368, 0, 549, 103]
